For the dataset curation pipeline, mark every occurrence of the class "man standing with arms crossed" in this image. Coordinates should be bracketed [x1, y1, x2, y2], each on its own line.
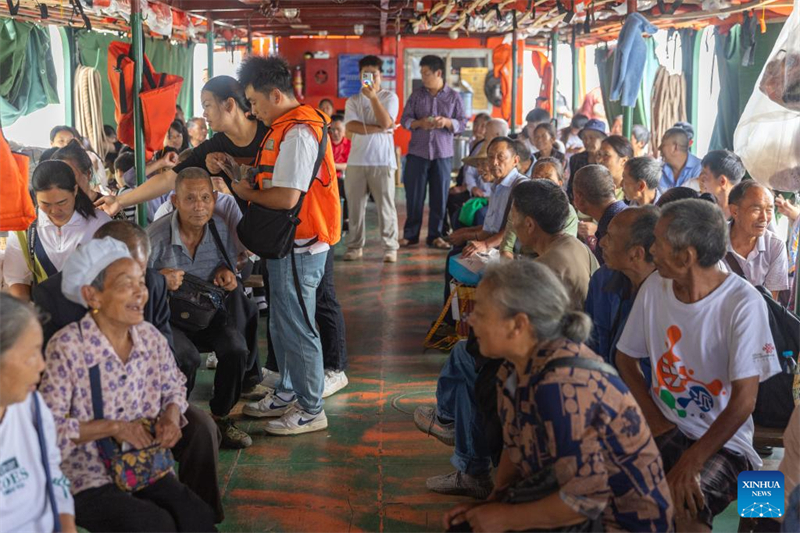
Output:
[343, 55, 401, 263]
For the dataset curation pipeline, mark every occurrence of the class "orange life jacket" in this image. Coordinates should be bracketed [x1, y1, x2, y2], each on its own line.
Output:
[0, 128, 36, 231]
[253, 105, 341, 246]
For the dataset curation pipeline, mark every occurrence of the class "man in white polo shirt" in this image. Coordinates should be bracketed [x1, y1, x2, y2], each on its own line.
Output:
[726, 180, 789, 298]
[616, 199, 780, 532]
[343, 55, 400, 263]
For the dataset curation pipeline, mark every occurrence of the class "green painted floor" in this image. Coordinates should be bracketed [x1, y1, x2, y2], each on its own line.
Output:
[190, 200, 468, 532]
[188, 198, 784, 532]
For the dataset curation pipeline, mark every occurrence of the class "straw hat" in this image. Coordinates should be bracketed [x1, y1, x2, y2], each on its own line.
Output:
[462, 141, 490, 167]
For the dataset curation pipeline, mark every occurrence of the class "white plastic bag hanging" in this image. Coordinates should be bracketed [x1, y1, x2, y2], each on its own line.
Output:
[734, 0, 800, 191]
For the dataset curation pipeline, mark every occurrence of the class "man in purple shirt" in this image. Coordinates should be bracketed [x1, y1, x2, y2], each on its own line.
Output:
[400, 55, 468, 249]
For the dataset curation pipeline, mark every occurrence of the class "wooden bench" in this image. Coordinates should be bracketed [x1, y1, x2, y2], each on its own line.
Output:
[754, 424, 784, 449]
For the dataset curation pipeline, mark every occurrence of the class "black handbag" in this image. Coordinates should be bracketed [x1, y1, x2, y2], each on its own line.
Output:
[236, 111, 328, 260]
[168, 219, 235, 332]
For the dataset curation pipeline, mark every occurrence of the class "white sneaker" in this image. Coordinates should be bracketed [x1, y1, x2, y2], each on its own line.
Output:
[260, 368, 281, 389]
[264, 405, 328, 435]
[343, 249, 363, 261]
[242, 391, 295, 418]
[205, 354, 218, 369]
[322, 370, 349, 398]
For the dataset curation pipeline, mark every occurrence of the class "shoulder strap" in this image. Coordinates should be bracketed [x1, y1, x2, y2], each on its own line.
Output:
[307, 110, 329, 192]
[30, 224, 58, 279]
[541, 356, 620, 377]
[88, 358, 117, 459]
[32, 394, 61, 533]
[725, 252, 747, 279]
[207, 218, 235, 273]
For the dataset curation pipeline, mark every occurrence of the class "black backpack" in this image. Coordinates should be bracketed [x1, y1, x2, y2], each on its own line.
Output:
[726, 253, 800, 428]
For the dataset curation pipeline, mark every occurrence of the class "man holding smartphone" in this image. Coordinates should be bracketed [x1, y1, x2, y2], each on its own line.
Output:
[400, 55, 468, 249]
[342, 55, 401, 263]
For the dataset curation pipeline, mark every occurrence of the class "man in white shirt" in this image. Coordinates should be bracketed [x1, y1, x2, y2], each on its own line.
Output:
[343, 56, 400, 263]
[232, 56, 342, 436]
[616, 199, 780, 532]
[726, 180, 789, 298]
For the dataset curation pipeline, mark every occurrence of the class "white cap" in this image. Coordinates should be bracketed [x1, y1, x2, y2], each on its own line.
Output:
[61, 237, 132, 307]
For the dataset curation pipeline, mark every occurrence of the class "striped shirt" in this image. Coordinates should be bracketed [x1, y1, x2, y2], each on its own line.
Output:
[147, 211, 237, 282]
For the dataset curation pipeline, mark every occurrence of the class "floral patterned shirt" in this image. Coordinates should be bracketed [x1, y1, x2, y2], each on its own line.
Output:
[497, 339, 674, 532]
[39, 313, 188, 495]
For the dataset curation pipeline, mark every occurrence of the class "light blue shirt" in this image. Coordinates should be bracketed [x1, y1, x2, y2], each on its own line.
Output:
[482, 169, 529, 234]
[659, 152, 702, 193]
[463, 166, 493, 197]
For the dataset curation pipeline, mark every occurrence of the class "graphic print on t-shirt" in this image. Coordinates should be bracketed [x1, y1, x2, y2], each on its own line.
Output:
[654, 325, 725, 418]
[0, 457, 29, 496]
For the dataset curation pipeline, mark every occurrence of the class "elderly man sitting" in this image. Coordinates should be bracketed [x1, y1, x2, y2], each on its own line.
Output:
[622, 156, 662, 206]
[727, 180, 789, 299]
[572, 164, 627, 265]
[147, 167, 261, 449]
[440, 138, 530, 318]
[446, 119, 509, 232]
[617, 199, 780, 532]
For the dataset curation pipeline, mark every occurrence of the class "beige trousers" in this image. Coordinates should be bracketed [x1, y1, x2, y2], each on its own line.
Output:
[344, 165, 399, 252]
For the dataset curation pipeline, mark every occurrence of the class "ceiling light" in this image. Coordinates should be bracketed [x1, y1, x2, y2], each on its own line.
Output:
[283, 8, 299, 19]
[354, 23, 364, 35]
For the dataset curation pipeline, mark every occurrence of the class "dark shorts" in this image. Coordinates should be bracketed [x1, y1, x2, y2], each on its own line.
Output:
[656, 427, 750, 527]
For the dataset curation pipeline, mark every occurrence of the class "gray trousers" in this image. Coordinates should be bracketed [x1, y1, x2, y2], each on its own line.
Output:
[344, 165, 399, 252]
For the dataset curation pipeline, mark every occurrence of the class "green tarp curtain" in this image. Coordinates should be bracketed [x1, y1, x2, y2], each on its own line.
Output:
[0, 19, 59, 126]
[595, 38, 658, 130]
[680, 28, 702, 152]
[709, 22, 784, 150]
[76, 31, 194, 128]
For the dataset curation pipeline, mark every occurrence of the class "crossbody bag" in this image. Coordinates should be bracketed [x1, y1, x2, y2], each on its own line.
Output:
[168, 218, 236, 332]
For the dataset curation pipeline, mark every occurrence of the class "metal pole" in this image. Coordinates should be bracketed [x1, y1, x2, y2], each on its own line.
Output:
[207, 14, 215, 79]
[131, 0, 148, 227]
[623, 0, 636, 139]
[551, 31, 558, 120]
[247, 20, 253, 56]
[571, 27, 580, 113]
[511, 17, 518, 132]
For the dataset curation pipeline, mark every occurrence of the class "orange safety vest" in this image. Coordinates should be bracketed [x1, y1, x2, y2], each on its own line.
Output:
[253, 105, 341, 246]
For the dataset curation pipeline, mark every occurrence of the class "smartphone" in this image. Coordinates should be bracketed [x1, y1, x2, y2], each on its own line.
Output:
[362, 72, 374, 87]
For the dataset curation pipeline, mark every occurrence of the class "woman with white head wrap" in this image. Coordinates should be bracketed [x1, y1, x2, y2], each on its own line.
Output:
[38, 238, 215, 532]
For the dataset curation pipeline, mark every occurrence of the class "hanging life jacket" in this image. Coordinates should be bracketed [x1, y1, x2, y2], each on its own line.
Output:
[250, 105, 341, 247]
[0, 127, 35, 231]
[107, 41, 183, 160]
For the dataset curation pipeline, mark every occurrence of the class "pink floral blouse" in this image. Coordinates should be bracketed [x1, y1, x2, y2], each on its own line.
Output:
[39, 313, 188, 494]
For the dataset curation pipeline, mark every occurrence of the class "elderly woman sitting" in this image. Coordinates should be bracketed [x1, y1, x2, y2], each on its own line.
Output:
[444, 260, 674, 532]
[0, 294, 76, 533]
[39, 238, 215, 533]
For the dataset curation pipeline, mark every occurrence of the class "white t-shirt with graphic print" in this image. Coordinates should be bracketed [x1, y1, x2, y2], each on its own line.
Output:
[0, 393, 74, 533]
[617, 272, 780, 468]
